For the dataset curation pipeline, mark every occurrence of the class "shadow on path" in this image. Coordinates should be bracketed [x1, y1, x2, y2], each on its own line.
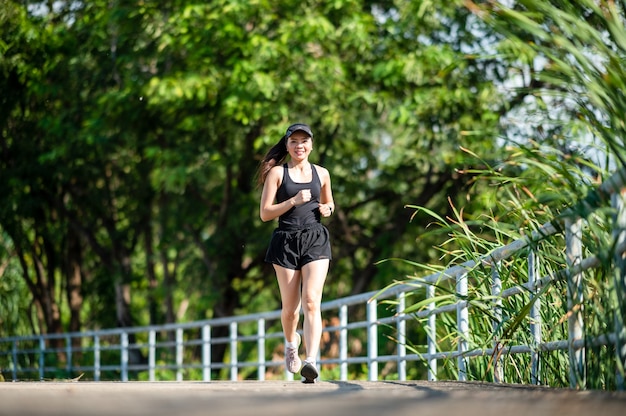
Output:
[0, 380, 624, 416]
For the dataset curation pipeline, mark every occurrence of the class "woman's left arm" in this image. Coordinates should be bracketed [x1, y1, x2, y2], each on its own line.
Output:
[318, 166, 335, 217]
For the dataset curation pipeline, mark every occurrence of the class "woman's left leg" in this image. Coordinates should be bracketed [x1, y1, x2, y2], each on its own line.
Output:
[300, 259, 329, 362]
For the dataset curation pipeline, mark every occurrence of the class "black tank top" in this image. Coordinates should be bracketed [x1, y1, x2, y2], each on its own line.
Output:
[276, 163, 322, 230]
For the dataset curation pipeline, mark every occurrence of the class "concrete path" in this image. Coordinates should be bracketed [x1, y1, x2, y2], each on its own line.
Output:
[1, 380, 625, 416]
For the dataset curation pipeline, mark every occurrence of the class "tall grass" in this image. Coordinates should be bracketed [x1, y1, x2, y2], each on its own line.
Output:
[384, 1, 626, 389]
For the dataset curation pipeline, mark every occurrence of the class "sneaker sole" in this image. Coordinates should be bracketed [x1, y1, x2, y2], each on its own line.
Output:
[300, 362, 318, 383]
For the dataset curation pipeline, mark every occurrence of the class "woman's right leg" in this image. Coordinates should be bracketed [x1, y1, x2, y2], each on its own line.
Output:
[275, 264, 303, 373]
[274, 264, 302, 342]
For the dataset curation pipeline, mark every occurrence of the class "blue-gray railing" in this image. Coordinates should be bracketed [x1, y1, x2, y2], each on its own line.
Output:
[1, 168, 625, 388]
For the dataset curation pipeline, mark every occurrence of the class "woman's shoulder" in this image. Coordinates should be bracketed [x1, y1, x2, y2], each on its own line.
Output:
[266, 164, 285, 182]
[312, 163, 328, 172]
[312, 164, 330, 179]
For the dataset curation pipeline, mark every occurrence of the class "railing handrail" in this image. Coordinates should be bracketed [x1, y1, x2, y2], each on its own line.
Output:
[2, 167, 625, 388]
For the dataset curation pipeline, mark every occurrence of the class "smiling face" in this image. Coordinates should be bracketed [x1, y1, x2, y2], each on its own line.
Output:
[286, 131, 313, 162]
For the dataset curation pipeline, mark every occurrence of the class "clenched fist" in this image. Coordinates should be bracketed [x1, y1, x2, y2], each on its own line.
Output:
[292, 189, 311, 206]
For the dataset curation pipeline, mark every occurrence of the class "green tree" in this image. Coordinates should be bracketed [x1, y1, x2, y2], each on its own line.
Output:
[2, 0, 508, 370]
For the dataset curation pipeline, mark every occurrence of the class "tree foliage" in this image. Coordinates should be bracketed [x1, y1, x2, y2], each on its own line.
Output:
[1, 0, 507, 367]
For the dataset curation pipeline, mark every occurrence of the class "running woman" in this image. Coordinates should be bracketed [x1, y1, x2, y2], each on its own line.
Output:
[257, 123, 334, 383]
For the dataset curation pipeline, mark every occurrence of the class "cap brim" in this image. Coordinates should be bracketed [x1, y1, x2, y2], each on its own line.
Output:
[286, 124, 313, 138]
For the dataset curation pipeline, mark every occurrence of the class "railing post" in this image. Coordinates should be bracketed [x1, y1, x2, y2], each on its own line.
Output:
[39, 337, 45, 381]
[457, 272, 468, 381]
[566, 217, 586, 389]
[66, 335, 72, 377]
[11, 340, 18, 381]
[176, 328, 183, 381]
[397, 292, 406, 381]
[94, 335, 101, 381]
[257, 318, 266, 381]
[529, 250, 541, 384]
[339, 304, 348, 381]
[612, 189, 626, 390]
[121, 332, 129, 382]
[367, 299, 378, 381]
[426, 284, 437, 381]
[148, 330, 156, 381]
[202, 324, 211, 381]
[230, 321, 238, 381]
[491, 263, 504, 383]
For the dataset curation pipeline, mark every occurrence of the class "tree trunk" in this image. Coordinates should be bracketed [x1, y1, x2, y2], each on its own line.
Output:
[114, 282, 133, 328]
[66, 229, 83, 335]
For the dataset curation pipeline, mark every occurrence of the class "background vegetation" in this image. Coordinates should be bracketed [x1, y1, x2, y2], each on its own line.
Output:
[1, 0, 625, 387]
[386, 0, 626, 389]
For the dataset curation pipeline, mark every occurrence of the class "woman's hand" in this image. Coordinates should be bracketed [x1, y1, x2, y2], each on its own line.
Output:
[318, 203, 333, 217]
[292, 189, 312, 206]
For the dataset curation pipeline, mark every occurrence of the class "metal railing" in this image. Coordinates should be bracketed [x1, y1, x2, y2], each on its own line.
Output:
[2, 168, 625, 387]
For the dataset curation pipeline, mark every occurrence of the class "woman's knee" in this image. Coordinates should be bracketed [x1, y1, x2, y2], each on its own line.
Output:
[301, 295, 321, 314]
[282, 306, 300, 320]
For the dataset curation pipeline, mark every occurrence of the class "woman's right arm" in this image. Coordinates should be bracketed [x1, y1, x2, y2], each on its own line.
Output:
[259, 166, 296, 221]
[260, 166, 310, 222]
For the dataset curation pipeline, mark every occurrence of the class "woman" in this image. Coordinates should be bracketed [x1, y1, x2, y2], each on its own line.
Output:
[257, 123, 334, 383]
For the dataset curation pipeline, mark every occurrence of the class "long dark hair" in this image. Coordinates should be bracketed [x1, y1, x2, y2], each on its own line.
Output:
[256, 134, 288, 186]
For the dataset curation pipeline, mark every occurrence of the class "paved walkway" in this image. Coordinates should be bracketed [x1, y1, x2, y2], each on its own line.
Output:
[1, 380, 625, 416]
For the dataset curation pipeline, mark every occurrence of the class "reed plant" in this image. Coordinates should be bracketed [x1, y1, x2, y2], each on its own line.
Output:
[381, 0, 626, 389]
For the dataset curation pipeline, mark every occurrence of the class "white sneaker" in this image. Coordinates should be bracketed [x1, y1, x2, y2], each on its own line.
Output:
[285, 333, 302, 374]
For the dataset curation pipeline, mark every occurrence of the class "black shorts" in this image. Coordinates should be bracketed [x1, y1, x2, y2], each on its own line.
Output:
[265, 223, 332, 270]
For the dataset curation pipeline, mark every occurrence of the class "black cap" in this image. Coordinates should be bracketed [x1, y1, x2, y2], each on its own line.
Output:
[285, 123, 313, 138]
